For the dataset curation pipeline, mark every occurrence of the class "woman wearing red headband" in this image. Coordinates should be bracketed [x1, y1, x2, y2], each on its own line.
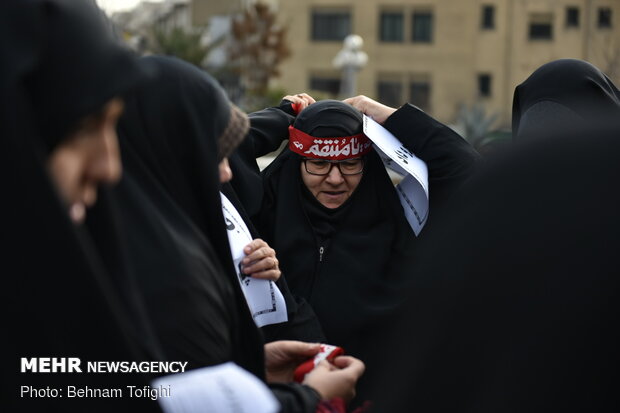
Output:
[231, 96, 480, 407]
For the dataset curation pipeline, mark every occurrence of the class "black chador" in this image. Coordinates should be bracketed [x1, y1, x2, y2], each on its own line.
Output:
[235, 100, 480, 403]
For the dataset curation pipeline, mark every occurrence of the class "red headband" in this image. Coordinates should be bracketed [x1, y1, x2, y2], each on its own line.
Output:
[288, 125, 373, 160]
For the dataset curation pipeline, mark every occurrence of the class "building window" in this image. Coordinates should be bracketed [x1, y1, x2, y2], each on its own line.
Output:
[529, 13, 553, 40]
[311, 10, 351, 41]
[481, 5, 495, 30]
[566, 7, 579, 27]
[309, 76, 340, 96]
[410, 78, 431, 112]
[379, 11, 404, 42]
[478, 74, 492, 97]
[598, 8, 612, 28]
[377, 80, 403, 108]
[412, 12, 433, 43]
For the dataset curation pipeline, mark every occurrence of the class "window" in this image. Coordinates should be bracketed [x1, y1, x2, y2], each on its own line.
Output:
[412, 12, 433, 43]
[311, 10, 351, 41]
[481, 5, 495, 29]
[478, 74, 492, 97]
[566, 7, 579, 27]
[309, 76, 340, 96]
[377, 80, 403, 108]
[598, 8, 612, 28]
[410, 76, 431, 112]
[380, 11, 404, 42]
[529, 13, 553, 40]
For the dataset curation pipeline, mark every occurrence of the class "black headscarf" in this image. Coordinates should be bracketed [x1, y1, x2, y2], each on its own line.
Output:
[115, 55, 265, 377]
[290, 100, 362, 244]
[373, 122, 620, 412]
[259, 100, 419, 403]
[22, 0, 145, 152]
[512, 59, 620, 140]
[2, 0, 159, 411]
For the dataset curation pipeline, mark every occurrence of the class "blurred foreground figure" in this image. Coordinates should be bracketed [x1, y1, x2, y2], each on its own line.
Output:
[2, 0, 160, 411]
[512, 58, 620, 140]
[373, 121, 620, 412]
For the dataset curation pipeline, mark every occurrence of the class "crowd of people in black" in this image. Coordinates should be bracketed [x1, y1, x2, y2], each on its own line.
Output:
[4, 1, 619, 412]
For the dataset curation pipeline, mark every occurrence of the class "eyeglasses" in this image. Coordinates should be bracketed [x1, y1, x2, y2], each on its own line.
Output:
[302, 158, 364, 176]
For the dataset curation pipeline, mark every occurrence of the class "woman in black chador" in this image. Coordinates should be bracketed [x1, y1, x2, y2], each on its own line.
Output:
[512, 58, 620, 140]
[114, 56, 364, 412]
[3, 0, 161, 411]
[370, 121, 620, 412]
[233, 96, 480, 403]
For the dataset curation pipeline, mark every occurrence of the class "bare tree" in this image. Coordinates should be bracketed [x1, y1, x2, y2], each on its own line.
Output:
[229, 1, 291, 106]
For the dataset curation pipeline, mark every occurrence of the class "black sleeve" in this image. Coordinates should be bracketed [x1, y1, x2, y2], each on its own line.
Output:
[229, 104, 295, 218]
[383, 103, 481, 210]
[220, 183, 326, 343]
[243, 103, 296, 161]
[269, 383, 321, 413]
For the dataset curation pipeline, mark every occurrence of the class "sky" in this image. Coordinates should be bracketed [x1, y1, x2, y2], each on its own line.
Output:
[96, 0, 164, 15]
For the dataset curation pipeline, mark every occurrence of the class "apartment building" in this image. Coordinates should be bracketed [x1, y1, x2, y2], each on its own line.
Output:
[193, 0, 619, 127]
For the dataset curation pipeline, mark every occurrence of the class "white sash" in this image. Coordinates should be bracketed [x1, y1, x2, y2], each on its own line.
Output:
[154, 362, 279, 413]
[220, 193, 287, 327]
[363, 114, 429, 236]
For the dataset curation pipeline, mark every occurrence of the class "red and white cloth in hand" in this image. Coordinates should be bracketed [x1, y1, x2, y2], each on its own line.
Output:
[294, 344, 345, 383]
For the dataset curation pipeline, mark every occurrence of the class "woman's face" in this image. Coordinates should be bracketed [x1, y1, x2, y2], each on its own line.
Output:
[47, 98, 125, 224]
[300, 159, 363, 209]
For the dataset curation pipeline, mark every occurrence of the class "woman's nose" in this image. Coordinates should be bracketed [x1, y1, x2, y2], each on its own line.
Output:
[325, 163, 345, 184]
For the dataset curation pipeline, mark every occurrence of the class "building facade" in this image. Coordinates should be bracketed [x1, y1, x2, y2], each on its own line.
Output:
[274, 0, 619, 127]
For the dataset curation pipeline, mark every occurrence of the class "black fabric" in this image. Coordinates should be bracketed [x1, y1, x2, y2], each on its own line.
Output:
[229, 103, 296, 218]
[115, 56, 320, 413]
[373, 122, 620, 412]
[257, 102, 480, 404]
[22, 0, 146, 153]
[113, 165, 239, 369]
[300, 183, 352, 245]
[227, 103, 326, 343]
[3, 128, 161, 413]
[221, 183, 326, 343]
[85, 190, 165, 362]
[293, 99, 364, 137]
[512, 58, 620, 140]
[2, 0, 160, 411]
[115, 55, 264, 377]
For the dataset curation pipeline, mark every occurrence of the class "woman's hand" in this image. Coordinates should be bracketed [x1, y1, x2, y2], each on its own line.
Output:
[264, 341, 321, 383]
[303, 356, 366, 402]
[343, 95, 397, 124]
[282, 93, 316, 113]
[242, 238, 281, 281]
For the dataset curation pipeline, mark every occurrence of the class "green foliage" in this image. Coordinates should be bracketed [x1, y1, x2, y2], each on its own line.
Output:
[457, 101, 501, 152]
[152, 27, 215, 68]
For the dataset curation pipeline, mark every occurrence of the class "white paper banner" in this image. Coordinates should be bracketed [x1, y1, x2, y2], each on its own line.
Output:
[220, 193, 288, 327]
[154, 362, 279, 413]
[362, 115, 429, 235]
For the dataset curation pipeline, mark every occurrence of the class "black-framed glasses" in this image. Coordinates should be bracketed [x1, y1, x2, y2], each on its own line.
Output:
[302, 157, 364, 176]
